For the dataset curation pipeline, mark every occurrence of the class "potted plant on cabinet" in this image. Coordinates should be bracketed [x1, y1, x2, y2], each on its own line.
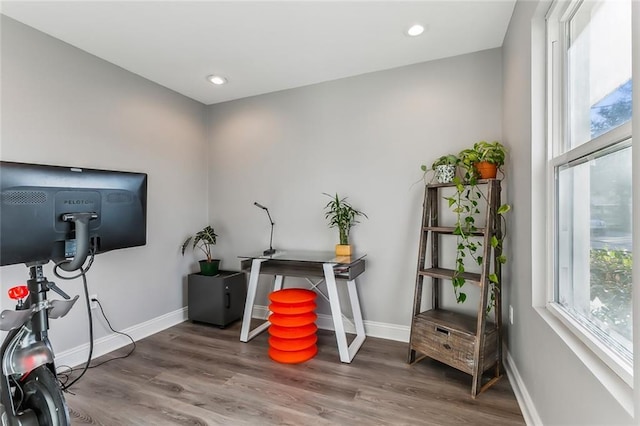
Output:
[181, 225, 220, 276]
[459, 140, 506, 180]
[323, 193, 367, 256]
[420, 154, 459, 184]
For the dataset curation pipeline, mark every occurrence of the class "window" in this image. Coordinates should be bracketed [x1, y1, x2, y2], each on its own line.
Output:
[547, 0, 633, 383]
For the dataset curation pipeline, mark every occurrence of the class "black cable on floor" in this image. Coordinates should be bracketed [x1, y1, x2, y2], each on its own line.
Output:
[58, 266, 93, 392]
[52, 248, 136, 390]
[87, 299, 136, 369]
[56, 296, 136, 389]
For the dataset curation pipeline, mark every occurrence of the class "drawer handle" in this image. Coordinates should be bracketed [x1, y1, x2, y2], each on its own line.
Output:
[435, 326, 450, 336]
[443, 343, 452, 350]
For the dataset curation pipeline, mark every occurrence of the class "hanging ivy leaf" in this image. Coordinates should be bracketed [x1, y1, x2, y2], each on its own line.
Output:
[497, 204, 511, 215]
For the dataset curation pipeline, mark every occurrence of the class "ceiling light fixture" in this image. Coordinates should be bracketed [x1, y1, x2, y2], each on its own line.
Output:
[207, 75, 227, 85]
[407, 24, 425, 37]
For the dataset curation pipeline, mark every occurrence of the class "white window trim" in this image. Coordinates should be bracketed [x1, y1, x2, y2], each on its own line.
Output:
[546, 302, 633, 384]
[533, 306, 634, 414]
[632, 0, 640, 419]
[547, 0, 634, 382]
[530, 0, 637, 416]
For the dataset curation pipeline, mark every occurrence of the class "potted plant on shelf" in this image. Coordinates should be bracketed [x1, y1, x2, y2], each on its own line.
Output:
[181, 225, 220, 276]
[459, 140, 506, 180]
[440, 140, 510, 304]
[323, 193, 367, 256]
[420, 154, 459, 184]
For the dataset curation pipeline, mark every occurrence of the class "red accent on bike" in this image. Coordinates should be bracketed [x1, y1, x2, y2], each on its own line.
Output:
[8, 285, 29, 300]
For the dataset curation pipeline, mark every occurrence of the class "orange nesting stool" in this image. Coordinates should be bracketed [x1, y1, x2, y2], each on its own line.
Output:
[267, 289, 318, 364]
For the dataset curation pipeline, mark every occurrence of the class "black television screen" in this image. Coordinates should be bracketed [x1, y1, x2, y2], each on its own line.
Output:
[0, 161, 147, 268]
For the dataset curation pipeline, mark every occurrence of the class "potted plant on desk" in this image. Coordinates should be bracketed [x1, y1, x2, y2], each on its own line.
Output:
[323, 193, 367, 256]
[181, 225, 220, 276]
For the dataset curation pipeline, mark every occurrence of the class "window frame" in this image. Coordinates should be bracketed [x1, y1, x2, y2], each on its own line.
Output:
[545, 0, 634, 387]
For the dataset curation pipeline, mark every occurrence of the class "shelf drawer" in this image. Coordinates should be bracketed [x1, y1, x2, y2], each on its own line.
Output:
[334, 258, 365, 280]
[410, 311, 498, 375]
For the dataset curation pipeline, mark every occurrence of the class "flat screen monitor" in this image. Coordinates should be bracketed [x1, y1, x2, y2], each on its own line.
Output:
[0, 161, 147, 268]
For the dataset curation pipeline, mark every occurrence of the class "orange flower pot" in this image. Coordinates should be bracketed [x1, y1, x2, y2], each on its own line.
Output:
[474, 161, 497, 179]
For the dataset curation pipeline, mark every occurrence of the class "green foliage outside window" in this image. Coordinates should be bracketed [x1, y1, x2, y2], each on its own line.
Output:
[590, 248, 633, 341]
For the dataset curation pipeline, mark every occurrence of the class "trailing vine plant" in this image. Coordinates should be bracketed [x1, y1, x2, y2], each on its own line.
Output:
[445, 161, 510, 308]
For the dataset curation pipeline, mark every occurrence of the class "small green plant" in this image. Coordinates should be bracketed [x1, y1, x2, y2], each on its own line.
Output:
[181, 225, 218, 262]
[473, 141, 506, 165]
[424, 154, 459, 170]
[323, 193, 367, 245]
[420, 154, 459, 184]
[459, 141, 507, 180]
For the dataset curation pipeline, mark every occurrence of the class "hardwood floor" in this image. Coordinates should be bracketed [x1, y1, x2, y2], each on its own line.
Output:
[63, 320, 525, 425]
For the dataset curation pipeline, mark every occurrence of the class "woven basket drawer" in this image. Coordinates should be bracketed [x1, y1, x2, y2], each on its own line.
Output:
[411, 310, 498, 375]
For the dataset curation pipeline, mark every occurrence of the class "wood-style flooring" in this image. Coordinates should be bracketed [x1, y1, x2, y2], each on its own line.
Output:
[63, 320, 525, 425]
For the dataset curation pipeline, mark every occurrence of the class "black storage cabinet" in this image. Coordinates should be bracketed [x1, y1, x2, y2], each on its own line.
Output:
[187, 270, 246, 327]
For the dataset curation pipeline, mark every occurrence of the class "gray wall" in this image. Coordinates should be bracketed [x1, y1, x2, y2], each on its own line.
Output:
[205, 49, 503, 330]
[0, 16, 209, 351]
[4, 6, 637, 423]
[502, 1, 634, 424]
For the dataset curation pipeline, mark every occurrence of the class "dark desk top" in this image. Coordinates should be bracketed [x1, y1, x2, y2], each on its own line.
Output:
[239, 250, 366, 266]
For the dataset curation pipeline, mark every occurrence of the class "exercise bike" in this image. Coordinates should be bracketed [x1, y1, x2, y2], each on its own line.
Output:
[0, 213, 96, 425]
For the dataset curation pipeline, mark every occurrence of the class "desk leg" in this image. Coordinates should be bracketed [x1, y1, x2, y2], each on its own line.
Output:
[323, 263, 366, 363]
[273, 275, 284, 292]
[346, 278, 366, 360]
[240, 258, 267, 342]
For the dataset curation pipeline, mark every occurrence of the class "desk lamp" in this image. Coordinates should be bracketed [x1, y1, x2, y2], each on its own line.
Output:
[254, 202, 276, 255]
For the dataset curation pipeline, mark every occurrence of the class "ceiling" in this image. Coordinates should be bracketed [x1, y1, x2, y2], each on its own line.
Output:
[1, 1, 516, 106]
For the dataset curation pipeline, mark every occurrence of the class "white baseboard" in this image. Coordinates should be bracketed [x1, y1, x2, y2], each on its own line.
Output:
[252, 305, 410, 342]
[55, 307, 188, 368]
[503, 348, 542, 426]
[56, 305, 409, 369]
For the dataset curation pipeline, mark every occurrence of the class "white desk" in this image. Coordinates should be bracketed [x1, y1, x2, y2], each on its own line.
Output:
[238, 250, 366, 363]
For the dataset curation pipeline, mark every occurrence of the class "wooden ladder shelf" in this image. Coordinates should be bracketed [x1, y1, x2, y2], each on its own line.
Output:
[408, 179, 503, 398]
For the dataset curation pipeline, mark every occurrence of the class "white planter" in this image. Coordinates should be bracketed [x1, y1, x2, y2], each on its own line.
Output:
[435, 165, 456, 183]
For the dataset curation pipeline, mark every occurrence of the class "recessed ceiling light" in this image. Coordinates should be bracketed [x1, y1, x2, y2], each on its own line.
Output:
[207, 75, 227, 85]
[407, 24, 425, 37]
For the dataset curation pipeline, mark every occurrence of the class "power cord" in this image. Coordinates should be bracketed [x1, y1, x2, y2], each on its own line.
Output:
[52, 249, 95, 280]
[57, 295, 136, 390]
[86, 298, 136, 369]
[52, 247, 134, 390]
[57, 265, 93, 392]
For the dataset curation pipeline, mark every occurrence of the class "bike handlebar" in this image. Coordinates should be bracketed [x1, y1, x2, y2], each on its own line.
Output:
[58, 212, 98, 272]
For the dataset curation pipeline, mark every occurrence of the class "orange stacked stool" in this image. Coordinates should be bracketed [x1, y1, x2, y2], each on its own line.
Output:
[268, 289, 318, 364]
